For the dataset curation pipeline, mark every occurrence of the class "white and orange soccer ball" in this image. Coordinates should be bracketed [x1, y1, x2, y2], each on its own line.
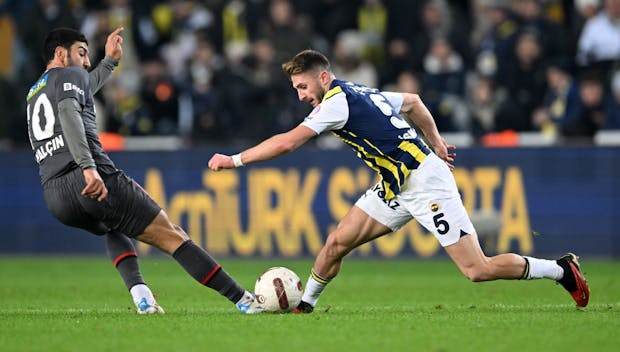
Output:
[254, 267, 303, 312]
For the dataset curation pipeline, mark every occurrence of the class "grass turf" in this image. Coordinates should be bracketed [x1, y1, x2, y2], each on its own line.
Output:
[0, 257, 618, 351]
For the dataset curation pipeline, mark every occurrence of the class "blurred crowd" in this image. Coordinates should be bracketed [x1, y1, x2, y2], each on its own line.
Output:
[1, 0, 620, 149]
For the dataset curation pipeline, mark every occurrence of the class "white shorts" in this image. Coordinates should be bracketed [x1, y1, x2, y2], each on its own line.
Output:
[355, 153, 475, 247]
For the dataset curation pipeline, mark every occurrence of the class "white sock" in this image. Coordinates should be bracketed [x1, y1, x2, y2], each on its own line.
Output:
[130, 284, 155, 305]
[301, 272, 329, 307]
[524, 256, 563, 280]
[236, 290, 254, 305]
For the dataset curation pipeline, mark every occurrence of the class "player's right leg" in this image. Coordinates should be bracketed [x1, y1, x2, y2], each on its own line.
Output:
[106, 231, 164, 314]
[42, 168, 164, 313]
[135, 210, 264, 313]
[293, 181, 412, 313]
[292, 205, 394, 313]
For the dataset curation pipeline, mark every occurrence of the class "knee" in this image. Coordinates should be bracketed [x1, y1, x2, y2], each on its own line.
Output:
[139, 221, 188, 255]
[173, 224, 189, 239]
[462, 265, 490, 282]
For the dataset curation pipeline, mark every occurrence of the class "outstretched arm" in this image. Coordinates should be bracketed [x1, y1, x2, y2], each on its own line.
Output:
[399, 93, 456, 169]
[208, 125, 317, 170]
[89, 27, 123, 93]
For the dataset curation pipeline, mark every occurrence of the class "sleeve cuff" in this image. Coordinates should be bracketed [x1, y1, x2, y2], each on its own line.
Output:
[102, 56, 120, 68]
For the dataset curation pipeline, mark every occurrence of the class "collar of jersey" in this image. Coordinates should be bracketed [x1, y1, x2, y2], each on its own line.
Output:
[322, 85, 342, 102]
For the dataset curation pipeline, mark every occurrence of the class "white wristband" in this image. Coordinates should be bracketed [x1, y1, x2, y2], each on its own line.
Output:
[231, 153, 244, 168]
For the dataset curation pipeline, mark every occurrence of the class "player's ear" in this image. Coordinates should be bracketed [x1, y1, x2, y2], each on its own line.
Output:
[319, 71, 328, 84]
[54, 46, 66, 61]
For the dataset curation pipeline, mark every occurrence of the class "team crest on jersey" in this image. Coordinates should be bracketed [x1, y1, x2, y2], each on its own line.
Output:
[430, 202, 440, 212]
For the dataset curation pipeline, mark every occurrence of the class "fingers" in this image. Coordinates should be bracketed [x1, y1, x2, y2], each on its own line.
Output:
[109, 27, 124, 38]
[96, 186, 108, 202]
[207, 154, 228, 171]
[107, 27, 124, 46]
[81, 180, 108, 201]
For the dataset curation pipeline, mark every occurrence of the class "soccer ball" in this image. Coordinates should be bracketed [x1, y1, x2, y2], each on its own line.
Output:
[254, 267, 303, 312]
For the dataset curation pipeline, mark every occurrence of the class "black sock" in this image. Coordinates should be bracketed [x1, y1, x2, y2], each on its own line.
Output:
[106, 232, 145, 290]
[172, 240, 245, 303]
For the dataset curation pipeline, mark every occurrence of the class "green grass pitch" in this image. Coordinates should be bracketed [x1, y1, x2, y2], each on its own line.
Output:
[1, 256, 618, 351]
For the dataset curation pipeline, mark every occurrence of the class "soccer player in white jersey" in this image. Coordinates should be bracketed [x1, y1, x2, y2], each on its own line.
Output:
[208, 49, 589, 312]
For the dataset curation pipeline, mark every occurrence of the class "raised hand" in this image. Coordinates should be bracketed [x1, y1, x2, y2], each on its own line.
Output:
[105, 27, 124, 60]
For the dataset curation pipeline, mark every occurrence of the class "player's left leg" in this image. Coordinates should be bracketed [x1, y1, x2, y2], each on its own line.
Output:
[444, 233, 589, 307]
[106, 231, 164, 314]
[445, 233, 590, 307]
[444, 232, 551, 281]
[136, 210, 263, 313]
[411, 154, 589, 307]
[91, 167, 262, 313]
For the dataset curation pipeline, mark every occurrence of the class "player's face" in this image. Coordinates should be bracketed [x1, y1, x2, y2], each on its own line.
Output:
[65, 42, 91, 70]
[291, 70, 329, 107]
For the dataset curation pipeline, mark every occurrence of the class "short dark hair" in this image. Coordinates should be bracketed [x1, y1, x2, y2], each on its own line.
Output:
[281, 49, 330, 77]
[43, 28, 88, 64]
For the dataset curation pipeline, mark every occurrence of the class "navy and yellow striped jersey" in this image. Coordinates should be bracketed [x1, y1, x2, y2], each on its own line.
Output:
[302, 79, 432, 200]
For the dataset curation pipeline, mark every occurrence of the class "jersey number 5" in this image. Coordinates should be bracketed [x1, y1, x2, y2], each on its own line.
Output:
[433, 212, 450, 235]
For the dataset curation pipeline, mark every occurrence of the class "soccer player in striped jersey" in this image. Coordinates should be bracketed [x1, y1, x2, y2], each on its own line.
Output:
[208, 49, 589, 312]
[27, 27, 264, 314]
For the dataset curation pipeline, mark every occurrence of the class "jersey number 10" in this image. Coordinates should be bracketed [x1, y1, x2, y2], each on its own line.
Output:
[27, 93, 56, 147]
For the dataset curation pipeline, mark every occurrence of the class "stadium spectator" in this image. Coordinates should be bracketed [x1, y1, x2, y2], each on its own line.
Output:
[497, 28, 547, 132]
[563, 69, 608, 138]
[576, 0, 620, 68]
[242, 37, 293, 140]
[532, 58, 581, 136]
[475, 2, 520, 88]
[411, 0, 470, 72]
[466, 73, 506, 140]
[184, 38, 227, 142]
[512, 0, 571, 59]
[421, 36, 468, 132]
[332, 30, 378, 88]
[393, 70, 422, 95]
[356, 0, 387, 67]
[257, 0, 313, 64]
[137, 58, 180, 135]
[571, 0, 601, 57]
[380, 38, 415, 88]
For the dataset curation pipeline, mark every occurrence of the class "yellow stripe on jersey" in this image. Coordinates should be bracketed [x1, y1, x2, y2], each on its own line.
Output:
[336, 131, 409, 200]
[398, 140, 428, 164]
[322, 86, 343, 102]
